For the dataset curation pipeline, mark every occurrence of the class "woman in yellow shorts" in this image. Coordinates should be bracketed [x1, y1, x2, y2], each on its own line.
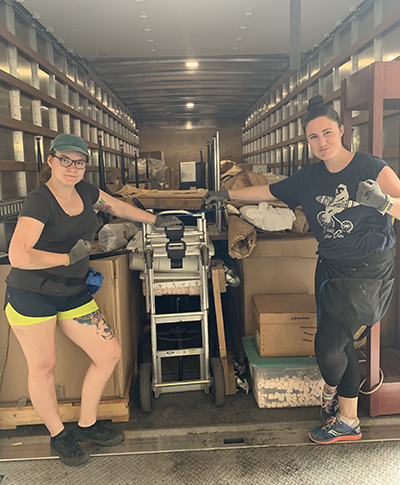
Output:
[5, 133, 179, 466]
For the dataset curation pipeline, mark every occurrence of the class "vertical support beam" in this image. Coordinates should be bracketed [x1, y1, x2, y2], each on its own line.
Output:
[373, 0, 383, 61]
[340, 79, 352, 151]
[368, 63, 384, 157]
[351, 18, 359, 73]
[6, 2, 26, 197]
[332, 34, 341, 91]
[214, 131, 222, 233]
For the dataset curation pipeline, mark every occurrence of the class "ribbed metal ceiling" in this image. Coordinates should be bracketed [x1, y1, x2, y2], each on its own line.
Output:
[20, 0, 365, 129]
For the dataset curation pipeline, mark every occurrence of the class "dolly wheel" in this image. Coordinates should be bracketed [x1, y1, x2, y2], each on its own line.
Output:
[139, 363, 153, 413]
[210, 357, 225, 406]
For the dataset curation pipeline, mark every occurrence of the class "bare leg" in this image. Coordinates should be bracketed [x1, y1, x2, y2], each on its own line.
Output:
[338, 396, 358, 420]
[58, 309, 122, 427]
[11, 318, 64, 437]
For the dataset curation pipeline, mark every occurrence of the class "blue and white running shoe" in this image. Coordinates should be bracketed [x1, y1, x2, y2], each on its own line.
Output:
[309, 416, 362, 444]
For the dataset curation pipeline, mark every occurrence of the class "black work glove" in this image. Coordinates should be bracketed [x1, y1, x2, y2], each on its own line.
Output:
[356, 179, 391, 213]
[203, 190, 230, 206]
[67, 239, 92, 265]
[153, 215, 182, 228]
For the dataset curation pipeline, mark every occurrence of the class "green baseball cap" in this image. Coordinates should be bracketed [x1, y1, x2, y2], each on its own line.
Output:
[50, 134, 90, 157]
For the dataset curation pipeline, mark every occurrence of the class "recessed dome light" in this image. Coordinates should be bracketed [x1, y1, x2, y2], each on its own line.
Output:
[186, 102, 194, 108]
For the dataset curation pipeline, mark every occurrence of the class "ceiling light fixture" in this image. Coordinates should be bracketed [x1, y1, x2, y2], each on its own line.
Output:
[148, 39, 154, 43]
[186, 102, 194, 108]
[240, 24, 247, 30]
[245, 9, 253, 16]
[144, 26, 151, 32]
[236, 36, 243, 41]
[150, 48, 157, 52]
[232, 46, 239, 50]
[140, 13, 148, 19]
[186, 61, 198, 67]
[46, 26, 53, 32]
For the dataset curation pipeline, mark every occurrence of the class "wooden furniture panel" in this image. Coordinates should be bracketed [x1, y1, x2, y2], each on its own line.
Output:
[341, 60, 400, 416]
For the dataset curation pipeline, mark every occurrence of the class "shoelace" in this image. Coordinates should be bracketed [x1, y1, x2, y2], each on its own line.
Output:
[321, 398, 336, 413]
[55, 432, 82, 454]
[323, 416, 339, 430]
[92, 422, 115, 439]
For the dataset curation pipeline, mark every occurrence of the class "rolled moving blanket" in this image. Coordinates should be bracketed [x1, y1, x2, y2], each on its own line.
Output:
[227, 215, 257, 259]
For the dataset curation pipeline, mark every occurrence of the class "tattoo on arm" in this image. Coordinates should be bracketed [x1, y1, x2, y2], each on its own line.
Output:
[95, 199, 115, 215]
[73, 309, 114, 340]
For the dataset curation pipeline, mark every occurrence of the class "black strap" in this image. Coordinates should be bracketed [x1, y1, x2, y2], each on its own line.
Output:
[35, 270, 87, 288]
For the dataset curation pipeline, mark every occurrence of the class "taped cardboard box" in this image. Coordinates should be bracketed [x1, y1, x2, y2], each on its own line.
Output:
[0, 254, 144, 404]
[234, 236, 318, 336]
[252, 294, 317, 357]
[115, 186, 207, 209]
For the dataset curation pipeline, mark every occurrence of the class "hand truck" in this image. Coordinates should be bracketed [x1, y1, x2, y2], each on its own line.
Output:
[139, 209, 225, 412]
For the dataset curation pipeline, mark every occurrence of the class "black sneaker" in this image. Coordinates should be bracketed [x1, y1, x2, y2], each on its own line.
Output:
[73, 421, 125, 446]
[50, 429, 89, 466]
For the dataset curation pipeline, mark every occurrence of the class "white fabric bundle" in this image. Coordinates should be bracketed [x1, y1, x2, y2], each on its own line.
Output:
[240, 202, 296, 232]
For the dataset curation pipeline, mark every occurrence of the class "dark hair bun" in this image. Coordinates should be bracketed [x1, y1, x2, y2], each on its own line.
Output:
[307, 95, 324, 112]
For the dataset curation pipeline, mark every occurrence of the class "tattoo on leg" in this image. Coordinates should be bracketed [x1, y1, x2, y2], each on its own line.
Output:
[73, 309, 114, 340]
[96, 199, 115, 215]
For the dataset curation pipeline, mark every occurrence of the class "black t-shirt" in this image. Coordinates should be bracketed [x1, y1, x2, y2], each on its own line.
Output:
[269, 152, 395, 260]
[6, 180, 100, 295]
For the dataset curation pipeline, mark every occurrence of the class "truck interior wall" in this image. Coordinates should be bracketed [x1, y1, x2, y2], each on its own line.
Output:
[139, 127, 243, 170]
[242, 1, 400, 177]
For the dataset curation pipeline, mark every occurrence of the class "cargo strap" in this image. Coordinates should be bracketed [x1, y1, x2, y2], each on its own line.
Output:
[165, 224, 186, 269]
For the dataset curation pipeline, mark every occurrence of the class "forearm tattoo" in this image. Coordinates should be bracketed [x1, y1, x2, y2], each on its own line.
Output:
[74, 309, 114, 340]
[96, 199, 115, 215]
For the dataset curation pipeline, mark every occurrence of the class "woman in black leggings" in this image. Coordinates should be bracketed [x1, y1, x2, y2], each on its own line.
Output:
[203, 95, 399, 443]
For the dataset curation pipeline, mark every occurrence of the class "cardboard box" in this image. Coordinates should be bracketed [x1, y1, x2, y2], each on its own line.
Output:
[170, 168, 180, 190]
[115, 186, 207, 210]
[139, 151, 164, 162]
[252, 294, 317, 357]
[236, 236, 318, 336]
[0, 255, 144, 404]
[252, 164, 269, 175]
[243, 337, 323, 408]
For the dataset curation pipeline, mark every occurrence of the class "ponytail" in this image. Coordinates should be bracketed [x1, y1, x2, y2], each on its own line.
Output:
[39, 149, 55, 184]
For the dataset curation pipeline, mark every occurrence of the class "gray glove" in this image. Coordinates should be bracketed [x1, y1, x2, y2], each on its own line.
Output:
[67, 239, 92, 265]
[153, 215, 182, 228]
[203, 190, 230, 206]
[356, 179, 390, 213]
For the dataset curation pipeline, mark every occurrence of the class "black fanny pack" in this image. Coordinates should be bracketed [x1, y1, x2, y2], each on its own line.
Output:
[36, 267, 103, 294]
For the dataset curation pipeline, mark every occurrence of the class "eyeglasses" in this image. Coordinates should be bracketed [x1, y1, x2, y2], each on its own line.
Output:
[53, 154, 88, 170]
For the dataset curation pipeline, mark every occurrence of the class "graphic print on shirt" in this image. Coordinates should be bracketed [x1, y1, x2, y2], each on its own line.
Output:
[316, 184, 360, 239]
